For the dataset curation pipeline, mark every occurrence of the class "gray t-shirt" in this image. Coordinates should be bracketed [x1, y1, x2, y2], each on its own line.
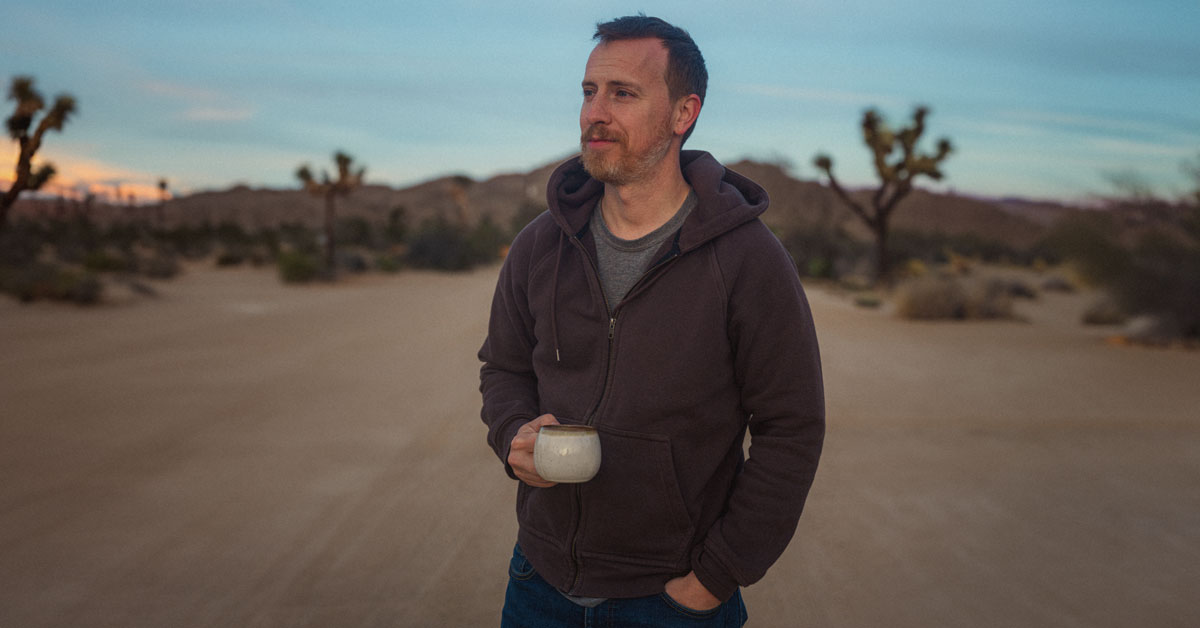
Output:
[591, 189, 696, 312]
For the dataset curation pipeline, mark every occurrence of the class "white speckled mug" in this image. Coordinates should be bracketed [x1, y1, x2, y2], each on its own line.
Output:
[533, 425, 602, 483]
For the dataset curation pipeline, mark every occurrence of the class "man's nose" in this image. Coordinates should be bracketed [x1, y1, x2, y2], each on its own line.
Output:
[582, 98, 610, 125]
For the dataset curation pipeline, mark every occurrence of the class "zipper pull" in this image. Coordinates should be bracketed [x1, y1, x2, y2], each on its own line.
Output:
[608, 317, 616, 340]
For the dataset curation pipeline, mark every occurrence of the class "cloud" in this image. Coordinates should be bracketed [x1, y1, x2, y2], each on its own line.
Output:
[138, 79, 225, 102]
[998, 109, 1196, 140]
[181, 107, 256, 122]
[1086, 137, 1195, 159]
[731, 83, 903, 108]
[138, 79, 255, 123]
[944, 118, 1044, 138]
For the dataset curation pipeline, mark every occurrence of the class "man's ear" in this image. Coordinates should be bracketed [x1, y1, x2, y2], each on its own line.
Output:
[673, 94, 702, 137]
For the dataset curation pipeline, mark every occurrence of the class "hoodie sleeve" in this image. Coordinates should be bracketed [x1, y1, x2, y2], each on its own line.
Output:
[478, 225, 543, 480]
[692, 220, 825, 601]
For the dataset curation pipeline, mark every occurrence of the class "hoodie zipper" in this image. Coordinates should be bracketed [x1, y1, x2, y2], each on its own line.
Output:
[565, 234, 612, 594]
[563, 232, 680, 594]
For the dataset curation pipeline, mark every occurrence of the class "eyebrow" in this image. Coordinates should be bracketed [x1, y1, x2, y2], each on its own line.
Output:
[581, 79, 641, 92]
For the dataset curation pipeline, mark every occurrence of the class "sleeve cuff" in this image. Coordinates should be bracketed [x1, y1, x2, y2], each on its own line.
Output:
[692, 546, 742, 603]
[495, 416, 531, 481]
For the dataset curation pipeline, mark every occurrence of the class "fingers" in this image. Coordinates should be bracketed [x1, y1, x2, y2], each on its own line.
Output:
[508, 414, 559, 488]
[528, 413, 560, 429]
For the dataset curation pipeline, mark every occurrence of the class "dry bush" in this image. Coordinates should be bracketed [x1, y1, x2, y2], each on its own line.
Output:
[894, 275, 967, 319]
[1041, 276, 1076, 293]
[1082, 296, 1129, 326]
[964, 279, 1015, 319]
[895, 275, 1015, 320]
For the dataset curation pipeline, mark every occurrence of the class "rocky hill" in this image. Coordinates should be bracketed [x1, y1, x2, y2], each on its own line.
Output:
[12, 156, 1074, 249]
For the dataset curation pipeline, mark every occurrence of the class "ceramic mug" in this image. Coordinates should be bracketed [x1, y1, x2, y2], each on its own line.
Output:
[533, 425, 601, 483]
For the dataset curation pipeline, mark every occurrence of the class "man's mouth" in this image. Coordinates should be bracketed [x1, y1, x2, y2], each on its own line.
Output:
[582, 128, 620, 147]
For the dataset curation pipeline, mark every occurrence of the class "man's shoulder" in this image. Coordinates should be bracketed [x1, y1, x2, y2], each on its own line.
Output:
[505, 209, 563, 269]
[714, 217, 788, 258]
[710, 218, 798, 282]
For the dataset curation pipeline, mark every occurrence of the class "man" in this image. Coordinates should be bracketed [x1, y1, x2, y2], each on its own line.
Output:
[479, 15, 824, 627]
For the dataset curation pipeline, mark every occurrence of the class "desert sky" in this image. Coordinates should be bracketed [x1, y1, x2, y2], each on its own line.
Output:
[4, 0, 1199, 202]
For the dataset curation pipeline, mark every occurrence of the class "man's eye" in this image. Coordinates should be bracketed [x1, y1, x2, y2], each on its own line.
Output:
[616, 90, 632, 98]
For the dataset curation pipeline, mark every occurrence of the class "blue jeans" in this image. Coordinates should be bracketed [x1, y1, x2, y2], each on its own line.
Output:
[501, 544, 748, 628]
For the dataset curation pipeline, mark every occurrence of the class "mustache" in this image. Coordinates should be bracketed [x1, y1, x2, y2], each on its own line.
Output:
[581, 126, 623, 144]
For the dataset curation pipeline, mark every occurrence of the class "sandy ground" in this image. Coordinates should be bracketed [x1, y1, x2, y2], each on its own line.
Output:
[1, 264, 1197, 627]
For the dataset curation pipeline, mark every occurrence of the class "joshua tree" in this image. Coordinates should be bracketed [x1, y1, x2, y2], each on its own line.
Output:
[157, 177, 169, 230]
[296, 151, 365, 271]
[814, 105, 952, 282]
[2, 76, 77, 227]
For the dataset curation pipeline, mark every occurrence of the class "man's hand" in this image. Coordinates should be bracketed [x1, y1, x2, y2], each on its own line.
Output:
[664, 571, 721, 611]
[508, 414, 560, 487]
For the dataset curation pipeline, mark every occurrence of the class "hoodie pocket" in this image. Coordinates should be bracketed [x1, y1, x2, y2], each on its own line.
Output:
[516, 481, 574, 552]
[577, 427, 695, 569]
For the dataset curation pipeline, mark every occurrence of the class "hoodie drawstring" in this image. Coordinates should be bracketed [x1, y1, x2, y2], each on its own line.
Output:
[551, 230, 564, 362]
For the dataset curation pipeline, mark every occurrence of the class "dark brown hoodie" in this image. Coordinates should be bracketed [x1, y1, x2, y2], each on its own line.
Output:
[479, 150, 824, 602]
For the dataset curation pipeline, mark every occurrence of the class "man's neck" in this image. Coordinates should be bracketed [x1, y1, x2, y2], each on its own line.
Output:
[600, 156, 691, 241]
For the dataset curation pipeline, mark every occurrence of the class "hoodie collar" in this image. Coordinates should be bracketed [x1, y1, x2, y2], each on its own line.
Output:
[546, 150, 769, 251]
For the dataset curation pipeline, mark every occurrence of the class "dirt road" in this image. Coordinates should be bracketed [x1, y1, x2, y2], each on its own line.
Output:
[2, 265, 1197, 627]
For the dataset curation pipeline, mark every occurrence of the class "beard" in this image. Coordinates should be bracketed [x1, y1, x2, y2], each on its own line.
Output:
[580, 117, 674, 186]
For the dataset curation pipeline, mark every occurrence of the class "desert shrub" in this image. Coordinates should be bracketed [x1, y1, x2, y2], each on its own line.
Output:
[806, 257, 833, 279]
[407, 215, 476, 270]
[104, 222, 145, 251]
[336, 250, 370, 273]
[854, 294, 883, 308]
[375, 254, 404, 273]
[247, 249, 271, 266]
[902, 258, 929, 279]
[50, 216, 103, 263]
[467, 216, 507, 263]
[983, 278, 1038, 299]
[963, 279, 1015, 319]
[1037, 213, 1130, 286]
[83, 248, 134, 273]
[1043, 213, 1200, 339]
[385, 206, 409, 245]
[61, 270, 103, 304]
[256, 228, 281, 257]
[0, 221, 47, 266]
[1, 263, 102, 304]
[215, 248, 246, 266]
[1002, 279, 1038, 299]
[781, 226, 865, 279]
[895, 275, 967, 319]
[1041, 276, 1075, 293]
[277, 249, 321, 283]
[1082, 296, 1128, 326]
[1113, 231, 1200, 338]
[162, 223, 216, 259]
[141, 253, 181, 279]
[215, 221, 251, 247]
[898, 229, 1045, 269]
[894, 275, 1015, 320]
[335, 216, 377, 248]
[278, 222, 320, 256]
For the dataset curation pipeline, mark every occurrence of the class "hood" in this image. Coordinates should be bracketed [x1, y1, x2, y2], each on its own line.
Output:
[545, 150, 770, 252]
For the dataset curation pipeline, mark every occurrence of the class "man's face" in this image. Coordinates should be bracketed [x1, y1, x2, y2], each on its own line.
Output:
[579, 38, 678, 186]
